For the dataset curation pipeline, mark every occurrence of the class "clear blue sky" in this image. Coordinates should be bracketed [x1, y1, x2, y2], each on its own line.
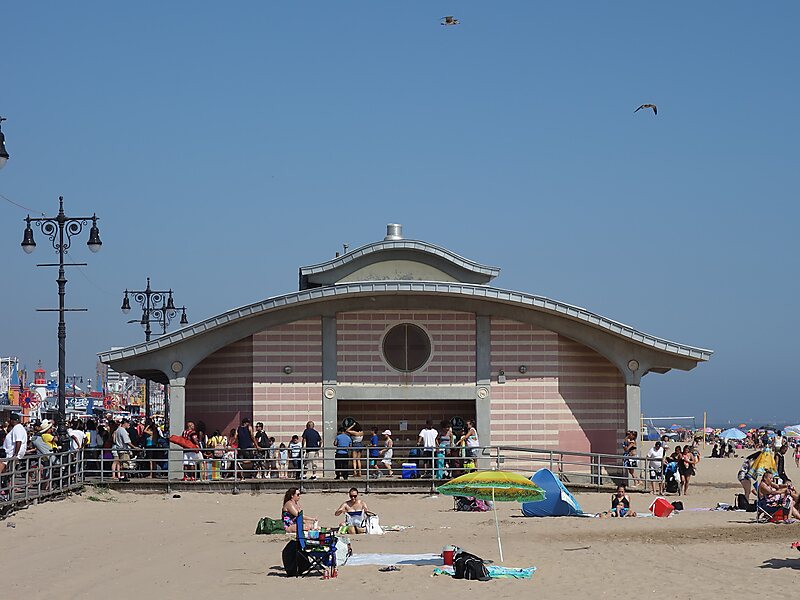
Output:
[1, 2, 797, 425]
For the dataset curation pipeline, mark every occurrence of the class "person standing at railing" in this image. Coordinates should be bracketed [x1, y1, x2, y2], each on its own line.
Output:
[346, 422, 365, 478]
[1, 413, 29, 498]
[334, 426, 352, 480]
[236, 418, 259, 480]
[288, 434, 303, 479]
[418, 420, 439, 479]
[254, 422, 270, 479]
[112, 418, 140, 481]
[437, 420, 454, 480]
[368, 427, 381, 477]
[301, 421, 321, 480]
[622, 430, 640, 488]
[31, 420, 55, 490]
[181, 421, 201, 481]
[459, 419, 480, 470]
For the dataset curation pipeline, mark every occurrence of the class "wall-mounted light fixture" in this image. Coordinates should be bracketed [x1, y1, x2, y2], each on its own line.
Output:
[518, 365, 527, 374]
[283, 365, 293, 375]
[498, 369, 506, 384]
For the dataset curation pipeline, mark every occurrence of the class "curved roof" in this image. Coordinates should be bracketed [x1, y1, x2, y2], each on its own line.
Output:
[299, 239, 501, 287]
[98, 281, 712, 364]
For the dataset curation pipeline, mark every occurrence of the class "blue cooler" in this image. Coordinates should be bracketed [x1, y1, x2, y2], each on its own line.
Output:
[402, 463, 417, 479]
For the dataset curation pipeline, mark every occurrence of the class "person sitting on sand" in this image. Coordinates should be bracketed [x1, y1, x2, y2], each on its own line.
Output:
[335, 487, 369, 534]
[611, 485, 636, 517]
[282, 487, 317, 532]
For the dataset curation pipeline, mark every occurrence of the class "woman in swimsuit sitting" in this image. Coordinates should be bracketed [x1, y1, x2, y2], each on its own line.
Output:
[335, 487, 369, 534]
[611, 485, 637, 517]
[282, 487, 317, 532]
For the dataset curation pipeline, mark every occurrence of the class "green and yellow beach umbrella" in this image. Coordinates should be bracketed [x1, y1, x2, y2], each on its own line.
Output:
[437, 470, 546, 563]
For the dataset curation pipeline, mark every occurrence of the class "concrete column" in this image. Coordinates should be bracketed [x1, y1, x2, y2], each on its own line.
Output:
[476, 315, 492, 469]
[167, 377, 186, 481]
[625, 384, 641, 435]
[321, 316, 337, 476]
[322, 392, 337, 476]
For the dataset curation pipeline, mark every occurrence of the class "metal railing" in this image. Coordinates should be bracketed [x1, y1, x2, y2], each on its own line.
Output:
[0, 449, 84, 514]
[1, 443, 664, 515]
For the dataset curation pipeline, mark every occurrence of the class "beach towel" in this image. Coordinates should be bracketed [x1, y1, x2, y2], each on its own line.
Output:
[345, 553, 442, 566]
[433, 565, 537, 579]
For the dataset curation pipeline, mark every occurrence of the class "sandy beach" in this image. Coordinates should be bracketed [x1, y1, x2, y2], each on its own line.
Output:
[5, 453, 799, 599]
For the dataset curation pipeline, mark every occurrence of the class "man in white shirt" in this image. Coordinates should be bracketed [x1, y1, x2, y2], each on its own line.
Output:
[417, 420, 439, 479]
[646, 441, 665, 495]
[1, 413, 29, 496]
[67, 422, 85, 451]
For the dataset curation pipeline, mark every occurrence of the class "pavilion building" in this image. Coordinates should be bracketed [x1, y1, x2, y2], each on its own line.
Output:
[99, 224, 712, 477]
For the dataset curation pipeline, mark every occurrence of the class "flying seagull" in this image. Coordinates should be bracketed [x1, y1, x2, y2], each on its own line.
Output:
[441, 16, 460, 26]
[634, 104, 657, 115]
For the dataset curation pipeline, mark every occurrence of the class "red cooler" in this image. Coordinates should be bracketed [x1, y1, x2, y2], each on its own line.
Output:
[649, 497, 674, 518]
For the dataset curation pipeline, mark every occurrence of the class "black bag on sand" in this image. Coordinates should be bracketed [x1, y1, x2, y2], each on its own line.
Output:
[735, 494, 756, 512]
[282, 540, 310, 577]
[665, 479, 679, 494]
[453, 550, 491, 581]
[671, 501, 684, 511]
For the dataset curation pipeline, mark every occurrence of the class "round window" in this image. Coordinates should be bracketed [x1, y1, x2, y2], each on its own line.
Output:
[382, 323, 431, 372]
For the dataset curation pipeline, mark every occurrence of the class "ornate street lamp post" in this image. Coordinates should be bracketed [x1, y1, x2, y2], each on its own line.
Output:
[0, 116, 9, 170]
[121, 278, 188, 417]
[21, 196, 102, 447]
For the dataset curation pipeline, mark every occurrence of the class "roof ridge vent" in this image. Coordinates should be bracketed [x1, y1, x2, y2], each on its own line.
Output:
[384, 223, 403, 241]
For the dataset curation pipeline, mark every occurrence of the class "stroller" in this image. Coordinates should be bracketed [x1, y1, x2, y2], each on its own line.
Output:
[664, 461, 680, 494]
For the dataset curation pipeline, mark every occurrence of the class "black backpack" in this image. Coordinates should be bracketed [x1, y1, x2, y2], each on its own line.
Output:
[735, 493, 756, 512]
[665, 479, 679, 494]
[452, 551, 490, 581]
[281, 540, 311, 577]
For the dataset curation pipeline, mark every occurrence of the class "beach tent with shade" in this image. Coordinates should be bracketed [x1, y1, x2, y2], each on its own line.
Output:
[521, 469, 582, 517]
[437, 471, 545, 563]
[643, 427, 660, 441]
[720, 428, 747, 441]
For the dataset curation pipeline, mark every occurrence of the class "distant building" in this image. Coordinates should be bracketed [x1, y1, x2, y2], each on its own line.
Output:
[100, 224, 712, 467]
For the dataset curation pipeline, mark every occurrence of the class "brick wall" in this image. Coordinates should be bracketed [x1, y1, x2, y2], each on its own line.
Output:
[489, 318, 624, 454]
[252, 319, 323, 441]
[336, 310, 476, 384]
[185, 336, 254, 435]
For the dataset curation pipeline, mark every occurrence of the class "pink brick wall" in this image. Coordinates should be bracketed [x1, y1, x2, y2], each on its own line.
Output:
[186, 336, 254, 435]
[336, 311, 475, 384]
[252, 319, 323, 442]
[489, 318, 624, 454]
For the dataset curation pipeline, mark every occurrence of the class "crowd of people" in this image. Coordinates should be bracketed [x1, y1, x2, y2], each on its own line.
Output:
[621, 430, 703, 496]
[176, 417, 482, 481]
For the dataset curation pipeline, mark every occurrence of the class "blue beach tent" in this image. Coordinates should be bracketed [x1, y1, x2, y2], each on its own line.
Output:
[521, 468, 583, 517]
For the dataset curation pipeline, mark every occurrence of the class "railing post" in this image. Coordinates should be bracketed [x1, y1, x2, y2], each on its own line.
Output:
[365, 449, 370, 493]
[300, 453, 305, 494]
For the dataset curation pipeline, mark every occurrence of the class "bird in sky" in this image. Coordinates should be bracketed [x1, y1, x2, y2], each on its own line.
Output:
[634, 104, 657, 115]
[441, 16, 460, 26]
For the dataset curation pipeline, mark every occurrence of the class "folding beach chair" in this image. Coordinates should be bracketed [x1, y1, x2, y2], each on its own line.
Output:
[755, 498, 788, 523]
[294, 512, 337, 577]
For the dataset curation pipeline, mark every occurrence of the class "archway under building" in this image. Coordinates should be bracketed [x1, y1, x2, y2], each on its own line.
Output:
[337, 399, 475, 449]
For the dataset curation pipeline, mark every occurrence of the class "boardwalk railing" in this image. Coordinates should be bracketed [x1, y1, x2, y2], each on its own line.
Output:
[0, 449, 84, 514]
[1, 443, 659, 514]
